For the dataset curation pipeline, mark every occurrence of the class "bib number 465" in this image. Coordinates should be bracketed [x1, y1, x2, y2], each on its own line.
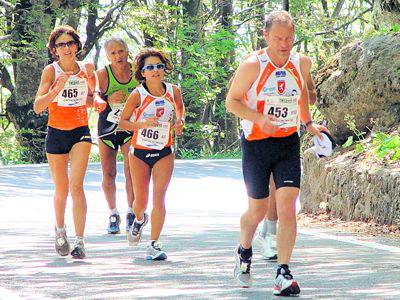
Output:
[62, 88, 78, 98]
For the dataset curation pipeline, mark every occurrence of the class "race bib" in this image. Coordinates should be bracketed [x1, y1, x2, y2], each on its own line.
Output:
[136, 121, 170, 150]
[55, 77, 88, 107]
[106, 103, 124, 124]
[264, 95, 299, 128]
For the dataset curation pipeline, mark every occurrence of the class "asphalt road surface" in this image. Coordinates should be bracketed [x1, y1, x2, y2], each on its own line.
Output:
[1, 160, 400, 299]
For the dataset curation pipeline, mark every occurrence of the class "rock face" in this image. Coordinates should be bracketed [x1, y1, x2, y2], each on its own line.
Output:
[301, 149, 400, 225]
[373, 0, 400, 29]
[315, 34, 400, 144]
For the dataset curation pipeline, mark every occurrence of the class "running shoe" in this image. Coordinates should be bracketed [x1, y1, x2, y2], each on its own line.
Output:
[128, 213, 148, 246]
[254, 232, 277, 260]
[146, 241, 167, 260]
[262, 235, 277, 260]
[273, 265, 300, 296]
[71, 240, 86, 259]
[126, 212, 135, 232]
[234, 245, 252, 288]
[54, 227, 70, 256]
[107, 213, 121, 234]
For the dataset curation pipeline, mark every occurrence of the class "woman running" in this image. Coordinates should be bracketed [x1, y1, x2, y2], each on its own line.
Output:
[119, 48, 185, 260]
[34, 26, 106, 259]
[96, 37, 138, 234]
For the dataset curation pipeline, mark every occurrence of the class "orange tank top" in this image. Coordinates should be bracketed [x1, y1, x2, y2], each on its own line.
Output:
[47, 61, 89, 130]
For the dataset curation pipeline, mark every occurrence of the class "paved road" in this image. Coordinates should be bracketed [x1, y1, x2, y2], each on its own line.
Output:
[1, 160, 400, 299]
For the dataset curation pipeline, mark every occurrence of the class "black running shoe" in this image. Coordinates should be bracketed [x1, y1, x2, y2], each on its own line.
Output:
[107, 213, 121, 234]
[273, 265, 300, 296]
[128, 213, 148, 246]
[126, 212, 135, 232]
[71, 240, 86, 259]
[234, 245, 252, 287]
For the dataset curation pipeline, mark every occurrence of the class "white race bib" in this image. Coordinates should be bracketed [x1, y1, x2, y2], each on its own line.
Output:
[136, 121, 170, 150]
[55, 77, 88, 107]
[106, 103, 124, 124]
[264, 95, 299, 128]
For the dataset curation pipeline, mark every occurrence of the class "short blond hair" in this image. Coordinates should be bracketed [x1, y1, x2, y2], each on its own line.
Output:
[264, 11, 294, 31]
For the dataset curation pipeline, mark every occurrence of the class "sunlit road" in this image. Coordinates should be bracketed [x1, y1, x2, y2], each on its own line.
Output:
[1, 160, 400, 299]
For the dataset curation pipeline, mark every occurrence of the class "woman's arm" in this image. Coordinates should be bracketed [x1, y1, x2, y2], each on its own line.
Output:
[172, 85, 185, 136]
[34, 65, 70, 114]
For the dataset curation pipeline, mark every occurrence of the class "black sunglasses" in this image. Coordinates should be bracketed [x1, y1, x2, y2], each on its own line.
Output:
[55, 40, 77, 49]
[141, 63, 165, 72]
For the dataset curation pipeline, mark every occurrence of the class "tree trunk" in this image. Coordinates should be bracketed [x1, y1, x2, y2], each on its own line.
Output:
[373, 0, 400, 29]
[283, 0, 289, 12]
[7, 1, 54, 162]
[213, 0, 237, 152]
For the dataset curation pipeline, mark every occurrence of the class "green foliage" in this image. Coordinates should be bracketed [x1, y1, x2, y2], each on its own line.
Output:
[0, 126, 27, 165]
[372, 132, 400, 161]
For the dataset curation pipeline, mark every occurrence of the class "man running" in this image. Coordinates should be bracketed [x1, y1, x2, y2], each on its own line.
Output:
[96, 38, 138, 234]
[226, 11, 325, 296]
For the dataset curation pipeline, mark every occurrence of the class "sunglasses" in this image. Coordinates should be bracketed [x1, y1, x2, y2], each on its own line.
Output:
[141, 63, 165, 72]
[55, 40, 77, 49]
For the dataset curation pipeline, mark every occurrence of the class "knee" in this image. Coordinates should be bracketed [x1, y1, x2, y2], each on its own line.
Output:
[152, 200, 166, 212]
[103, 170, 117, 183]
[69, 182, 84, 197]
[248, 207, 267, 223]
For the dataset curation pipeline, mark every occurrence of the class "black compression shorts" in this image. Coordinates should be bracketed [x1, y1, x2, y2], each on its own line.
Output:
[241, 133, 301, 199]
[45, 126, 92, 155]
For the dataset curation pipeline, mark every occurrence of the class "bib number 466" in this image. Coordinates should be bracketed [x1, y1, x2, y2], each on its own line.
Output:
[141, 128, 159, 140]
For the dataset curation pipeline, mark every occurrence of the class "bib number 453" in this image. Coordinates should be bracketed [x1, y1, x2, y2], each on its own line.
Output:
[267, 106, 288, 118]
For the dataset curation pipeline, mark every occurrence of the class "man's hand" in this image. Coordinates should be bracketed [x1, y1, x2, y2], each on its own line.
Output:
[108, 90, 126, 104]
[306, 123, 326, 140]
[256, 114, 280, 135]
[94, 95, 107, 113]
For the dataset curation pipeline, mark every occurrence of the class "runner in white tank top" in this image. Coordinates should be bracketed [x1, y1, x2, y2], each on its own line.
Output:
[119, 48, 185, 261]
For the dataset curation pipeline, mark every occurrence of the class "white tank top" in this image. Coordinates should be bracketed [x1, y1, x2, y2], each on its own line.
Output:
[132, 82, 175, 150]
[241, 49, 304, 140]
[52, 61, 88, 107]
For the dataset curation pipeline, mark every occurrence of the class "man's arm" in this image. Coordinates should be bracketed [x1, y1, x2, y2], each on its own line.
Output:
[226, 55, 278, 134]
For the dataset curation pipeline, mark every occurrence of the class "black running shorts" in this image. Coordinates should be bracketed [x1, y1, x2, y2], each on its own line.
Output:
[99, 131, 133, 150]
[241, 133, 301, 199]
[131, 146, 172, 168]
[45, 126, 92, 154]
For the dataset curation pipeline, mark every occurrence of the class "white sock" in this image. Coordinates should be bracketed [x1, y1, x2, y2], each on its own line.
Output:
[127, 207, 133, 214]
[75, 236, 84, 245]
[266, 220, 277, 236]
[135, 217, 144, 224]
[56, 226, 65, 234]
[110, 208, 119, 215]
[148, 240, 156, 246]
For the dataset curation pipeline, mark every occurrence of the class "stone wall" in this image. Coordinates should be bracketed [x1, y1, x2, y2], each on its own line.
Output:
[301, 149, 400, 225]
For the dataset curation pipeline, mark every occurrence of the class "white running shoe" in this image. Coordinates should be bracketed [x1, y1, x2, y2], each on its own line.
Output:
[146, 241, 167, 260]
[233, 245, 252, 288]
[262, 235, 277, 260]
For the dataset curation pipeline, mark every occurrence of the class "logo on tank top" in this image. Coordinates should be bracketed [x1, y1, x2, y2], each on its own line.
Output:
[277, 80, 286, 94]
[155, 99, 165, 106]
[156, 107, 165, 117]
[275, 70, 286, 78]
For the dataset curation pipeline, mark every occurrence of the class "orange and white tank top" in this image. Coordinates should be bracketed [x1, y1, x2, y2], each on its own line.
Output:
[48, 61, 89, 130]
[241, 49, 304, 140]
[131, 82, 175, 150]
